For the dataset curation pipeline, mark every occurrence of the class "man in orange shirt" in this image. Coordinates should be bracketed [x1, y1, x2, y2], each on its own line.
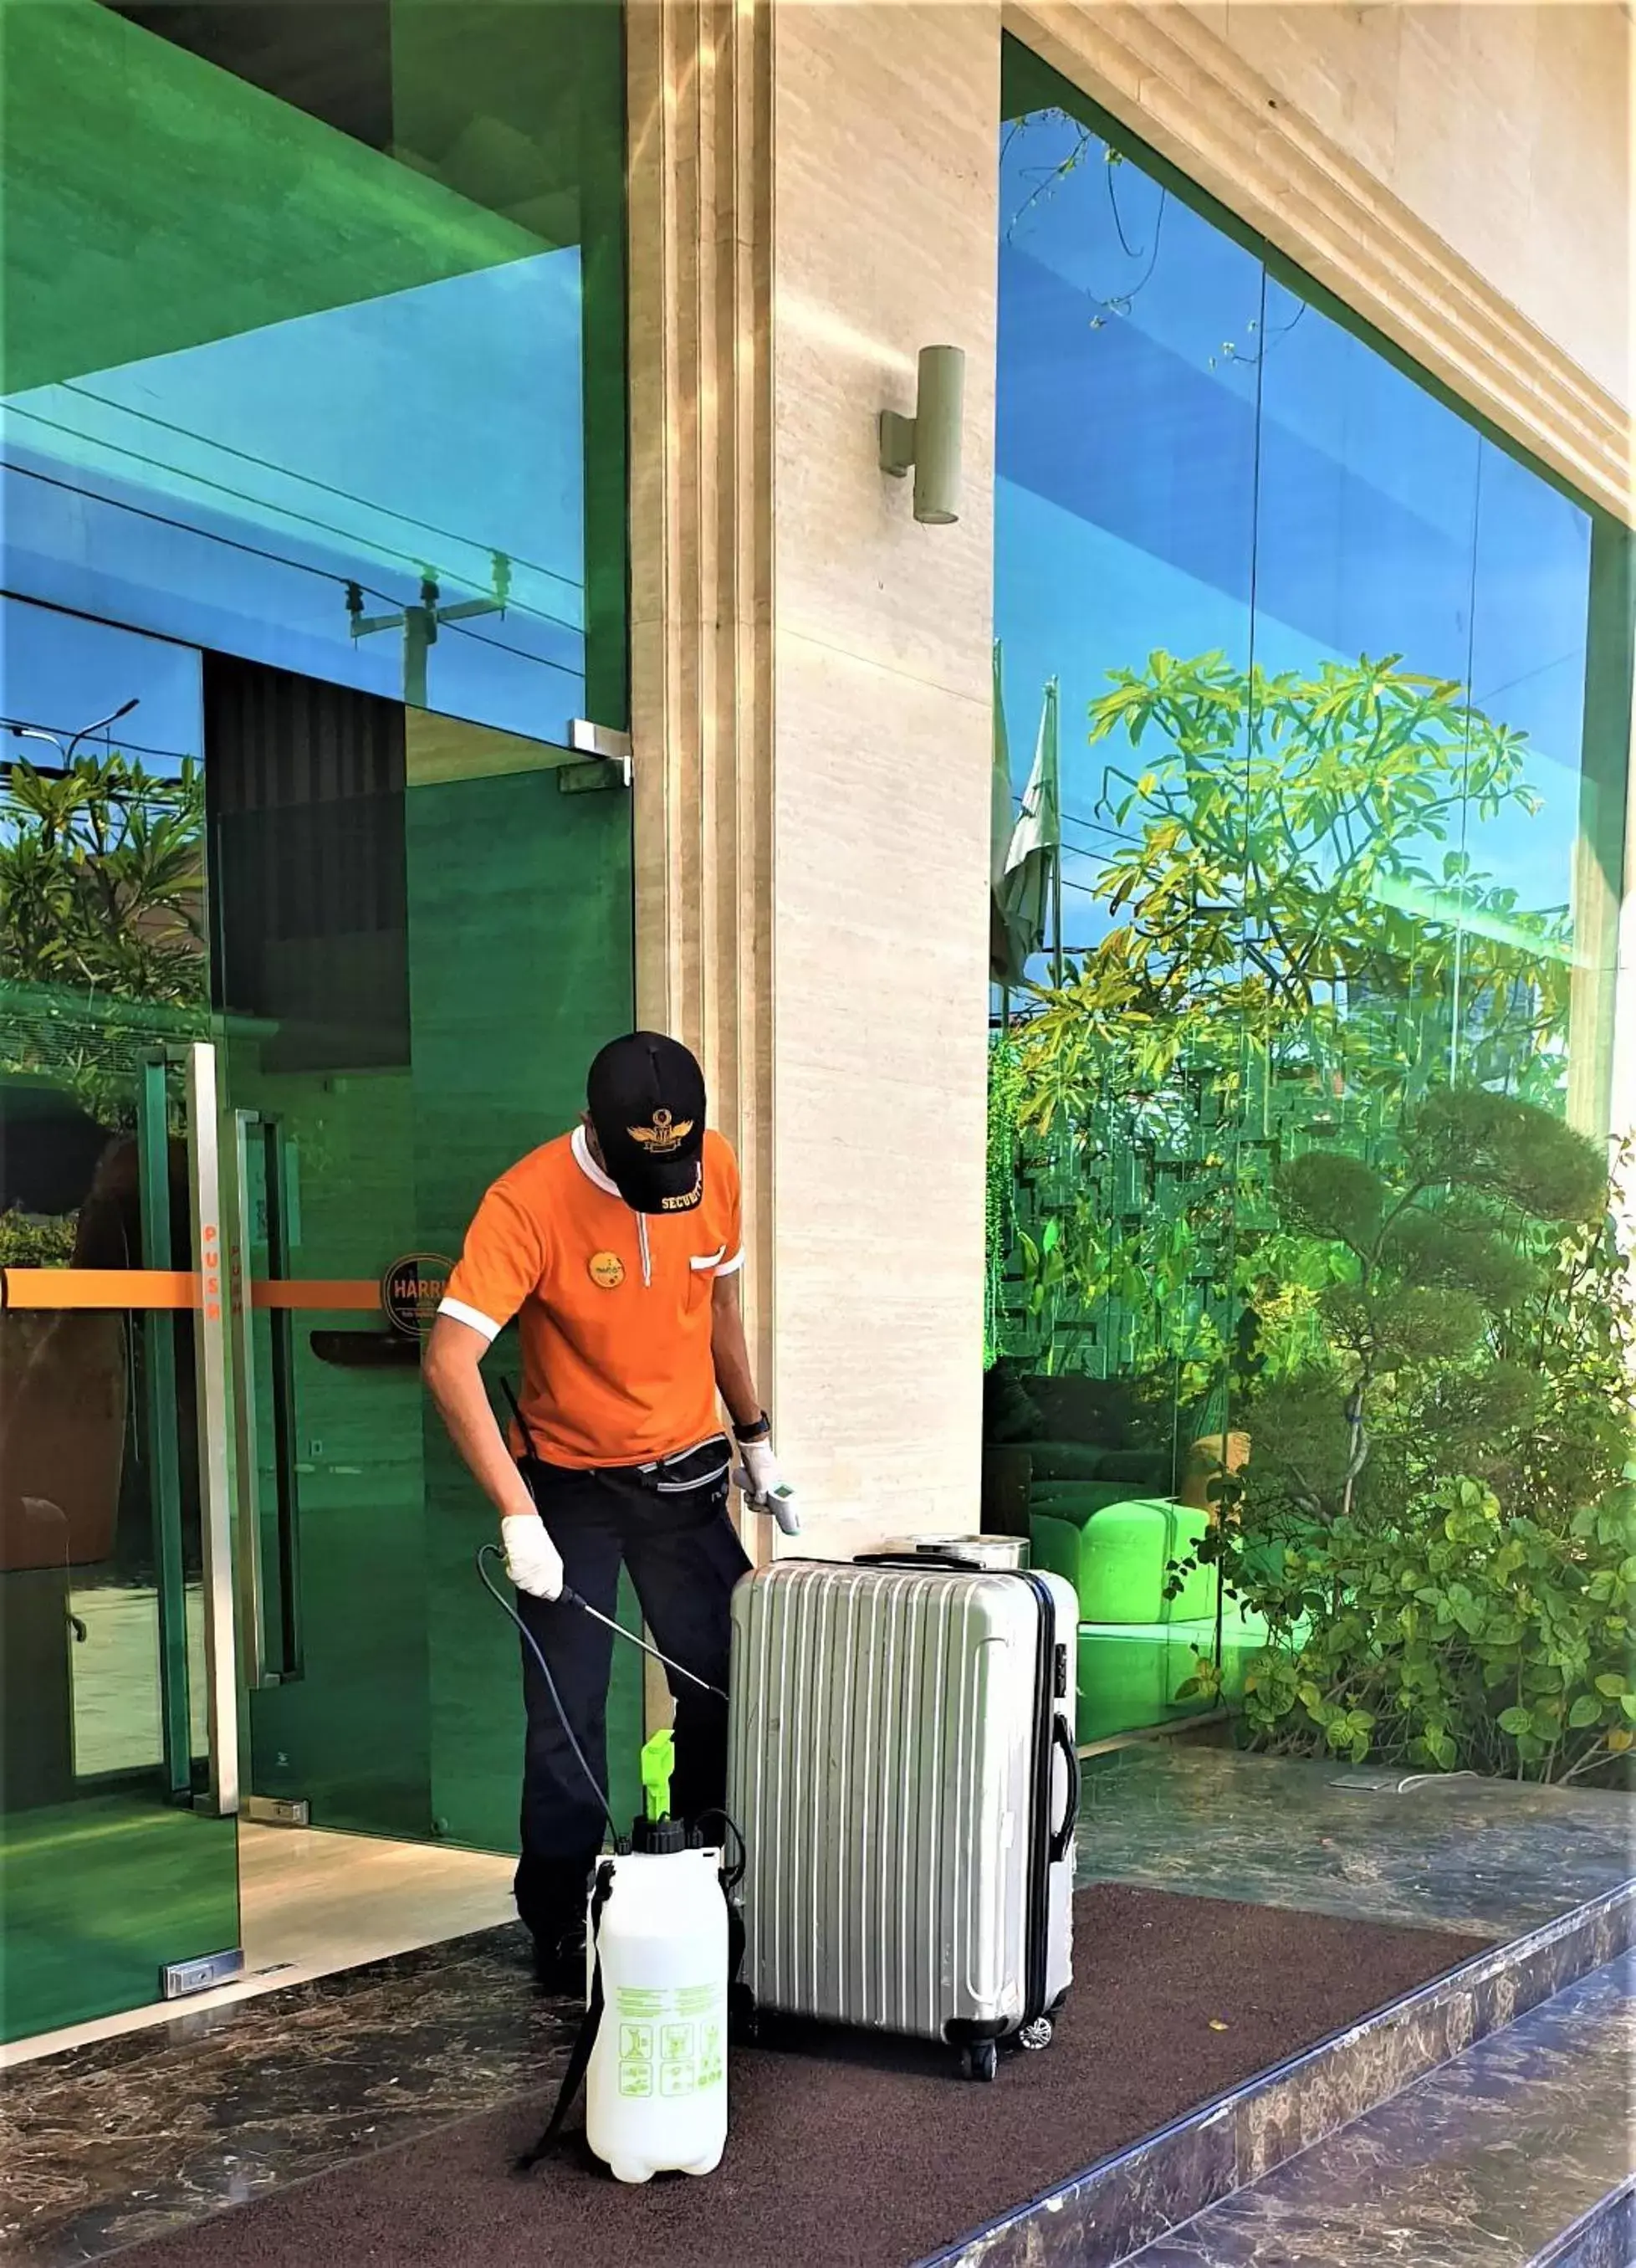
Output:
[424, 1032, 790, 1988]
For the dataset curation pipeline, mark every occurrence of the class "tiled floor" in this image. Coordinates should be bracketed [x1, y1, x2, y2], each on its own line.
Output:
[0, 1926, 563, 2266]
[1, 1822, 514, 2068]
[3, 1744, 1629, 2266]
[1076, 1743, 1636, 1938]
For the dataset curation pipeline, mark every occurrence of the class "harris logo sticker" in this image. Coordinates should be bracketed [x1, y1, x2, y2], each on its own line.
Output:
[381, 1254, 453, 1339]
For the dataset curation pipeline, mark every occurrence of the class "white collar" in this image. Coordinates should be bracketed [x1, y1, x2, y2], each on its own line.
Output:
[571, 1123, 624, 1200]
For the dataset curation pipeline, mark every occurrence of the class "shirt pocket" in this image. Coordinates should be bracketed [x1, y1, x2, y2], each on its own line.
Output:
[685, 1243, 727, 1308]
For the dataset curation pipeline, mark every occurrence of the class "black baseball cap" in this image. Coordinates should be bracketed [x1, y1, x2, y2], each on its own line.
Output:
[585, 1032, 708, 1216]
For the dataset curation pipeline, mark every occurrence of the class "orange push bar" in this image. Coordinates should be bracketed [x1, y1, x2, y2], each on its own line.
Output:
[2, 1270, 382, 1314]
[251, 1280, 381, 1313]
[1, 1267, 197, 1310]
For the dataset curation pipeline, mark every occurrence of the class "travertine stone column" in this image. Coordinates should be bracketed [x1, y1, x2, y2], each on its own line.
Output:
[628, 1, 1000, 1560]
[626, 0, 775, 1460]
[765, 3, 1001, 1554]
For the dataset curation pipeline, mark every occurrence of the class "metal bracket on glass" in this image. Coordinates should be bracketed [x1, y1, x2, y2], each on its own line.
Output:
[560, 718, 633, 792]
[162, 1947, 245, 2000]
[245, 1794, 310, 1828]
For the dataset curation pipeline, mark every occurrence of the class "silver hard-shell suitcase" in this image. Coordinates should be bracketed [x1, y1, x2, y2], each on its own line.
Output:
[726, 1555, 1079, 2081]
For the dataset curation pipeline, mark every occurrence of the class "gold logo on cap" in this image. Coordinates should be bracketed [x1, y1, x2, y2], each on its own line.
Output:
[627, 1106, 693, 1155]
[588, 1252, 626, 1289]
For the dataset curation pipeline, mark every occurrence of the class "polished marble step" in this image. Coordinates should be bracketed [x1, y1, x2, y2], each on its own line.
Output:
[932, 1880, 1633, 2268]
[1115, 1951, 1635, 2268]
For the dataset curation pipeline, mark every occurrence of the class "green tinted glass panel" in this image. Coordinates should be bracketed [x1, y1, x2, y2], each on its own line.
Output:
[2, 0, 631, 2039]
[1, 0, 626, 739]
[0, 614, 242, 2043]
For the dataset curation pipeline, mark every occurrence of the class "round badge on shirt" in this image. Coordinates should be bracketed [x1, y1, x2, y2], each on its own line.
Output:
[588, 1251, 626, 1289]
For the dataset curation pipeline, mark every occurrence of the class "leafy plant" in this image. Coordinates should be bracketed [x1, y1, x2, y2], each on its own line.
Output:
[1260, 1088, 1605, 1523]
[982, 648, 1630, 1786]
[0, 750, 206, 1001]
[984, 1033, 1025, 1367]
[0, 751, 207, 1122]
[1218, 1477, 1636, 1782]
[1022, 651, 1569, 1135]
[1183, 1098, 1636, 1783]
[0, 1206, 76, 1267]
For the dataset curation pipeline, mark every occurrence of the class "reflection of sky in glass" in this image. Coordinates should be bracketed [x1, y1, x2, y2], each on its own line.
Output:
[1, 252, 586, 746]
[995, 109, 1593, 965]
[0, 594, 201, 781]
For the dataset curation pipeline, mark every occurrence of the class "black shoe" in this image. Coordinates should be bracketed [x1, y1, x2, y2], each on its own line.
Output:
[531, 1924, 587, 1999]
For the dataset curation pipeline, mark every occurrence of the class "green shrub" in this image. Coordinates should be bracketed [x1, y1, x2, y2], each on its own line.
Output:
[1224, 1478, 1636, 1781]
[1201, 1107, 1636, 1782]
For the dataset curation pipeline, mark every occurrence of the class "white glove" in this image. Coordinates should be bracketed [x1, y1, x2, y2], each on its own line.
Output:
[502, 1511, 565, 1600]
[734, 1439, 800, 1535]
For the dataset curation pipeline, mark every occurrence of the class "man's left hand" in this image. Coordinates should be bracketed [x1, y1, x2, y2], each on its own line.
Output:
[734, 1437, 800, 1534]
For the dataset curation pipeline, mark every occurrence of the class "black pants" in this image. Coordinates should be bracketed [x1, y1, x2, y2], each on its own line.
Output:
[511, 1455, 750, 1947]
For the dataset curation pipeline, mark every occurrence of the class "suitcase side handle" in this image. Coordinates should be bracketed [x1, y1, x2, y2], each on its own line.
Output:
[1050, 1712, 1081, 1865]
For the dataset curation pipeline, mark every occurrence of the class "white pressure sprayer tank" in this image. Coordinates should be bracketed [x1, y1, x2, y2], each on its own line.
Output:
[585, 1816, 729, 2184]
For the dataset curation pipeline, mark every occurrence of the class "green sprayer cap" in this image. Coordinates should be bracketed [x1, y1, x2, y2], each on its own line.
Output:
[639, 1728, 675, 1823]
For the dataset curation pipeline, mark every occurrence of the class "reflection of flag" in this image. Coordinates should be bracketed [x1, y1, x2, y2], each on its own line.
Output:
[992, 675, 1061, 986]
[989, 643, 1016, 980]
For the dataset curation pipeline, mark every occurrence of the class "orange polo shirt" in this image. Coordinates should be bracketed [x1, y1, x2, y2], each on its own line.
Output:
[439, 1125, 743, 1468]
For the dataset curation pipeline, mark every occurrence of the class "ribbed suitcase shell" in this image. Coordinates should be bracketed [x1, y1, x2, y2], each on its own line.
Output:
[727, 1559, 1076, 2044]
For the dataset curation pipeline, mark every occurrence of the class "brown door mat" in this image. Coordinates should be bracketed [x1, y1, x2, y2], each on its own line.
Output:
[117, 1885, 1490, 2268]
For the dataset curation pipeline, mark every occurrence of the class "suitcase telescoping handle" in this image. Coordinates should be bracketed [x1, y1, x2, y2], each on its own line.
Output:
[852, 1551, 992, 1572]
[1051, 1713, 1081, 1865]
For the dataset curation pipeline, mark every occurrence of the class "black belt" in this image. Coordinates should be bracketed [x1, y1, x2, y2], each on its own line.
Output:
[503, 1382, 730, 1496]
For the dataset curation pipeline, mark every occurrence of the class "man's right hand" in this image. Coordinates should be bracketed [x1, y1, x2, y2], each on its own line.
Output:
[502, 1510, 565, 1601]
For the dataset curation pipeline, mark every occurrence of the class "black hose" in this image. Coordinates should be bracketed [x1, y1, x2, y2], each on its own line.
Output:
[692, 1805, 748, 1890]
[475, 1544, 624, 1852]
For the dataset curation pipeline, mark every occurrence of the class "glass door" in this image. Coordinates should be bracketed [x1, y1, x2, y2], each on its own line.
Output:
[214, 673, 644, 1848]
[0, 611, 243, 2043]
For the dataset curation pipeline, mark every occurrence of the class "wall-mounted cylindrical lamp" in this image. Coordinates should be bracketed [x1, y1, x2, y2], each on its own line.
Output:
[879, 344, 965, 525]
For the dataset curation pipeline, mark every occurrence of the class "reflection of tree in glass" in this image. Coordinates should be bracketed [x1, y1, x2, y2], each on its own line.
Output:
[1021, 651, 1569, 1134]
[991, 653, 1577, 1392]
[0, 751, 207, 1121]
[1002, 112, 1168, 327]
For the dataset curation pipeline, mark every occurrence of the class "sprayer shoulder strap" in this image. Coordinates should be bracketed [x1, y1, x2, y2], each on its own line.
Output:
[515, 1861, 616, 2175]
[501, 1377, 542, 1464]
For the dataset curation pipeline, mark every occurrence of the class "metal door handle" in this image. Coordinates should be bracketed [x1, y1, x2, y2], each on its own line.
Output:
[185, 1042, 239, 1817]
[229, 1110, 274, 1691]
[230, 1112, 303, 1687]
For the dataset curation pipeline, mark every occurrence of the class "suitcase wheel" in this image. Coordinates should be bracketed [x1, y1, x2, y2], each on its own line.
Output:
[959, 2040, 999, 2083]
[1019, 2017, 1054, 2052]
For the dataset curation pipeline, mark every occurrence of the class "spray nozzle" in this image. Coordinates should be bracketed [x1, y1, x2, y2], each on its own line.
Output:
[639, 1728, 676, 1823]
